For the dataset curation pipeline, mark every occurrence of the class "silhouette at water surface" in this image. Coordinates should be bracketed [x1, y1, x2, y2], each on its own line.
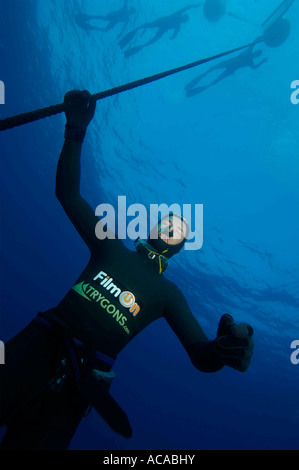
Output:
[119, 4, 200, 57]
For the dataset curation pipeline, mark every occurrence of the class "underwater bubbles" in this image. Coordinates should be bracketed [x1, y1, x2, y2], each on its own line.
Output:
[203, 0, 226, 23]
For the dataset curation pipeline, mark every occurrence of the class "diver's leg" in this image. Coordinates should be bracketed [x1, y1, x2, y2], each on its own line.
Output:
[119, 25, 141, 48]
[92, 14, 109, 20]
[0, 317, 85, 449]
[94, 22, 114, 32]
[124, 28, 164, 55]
[185, 62, 226, 93]
[208, 68, 232, 87]
[1, 375, 89, 450]
[185, 84, 209, 97]
[83, 24, 108, 31]
[141, 28, 165, 47]
[185, 73, 206, 91]
[187, 67, 233, 95]
[118, 20, 129, 38]
[0, 319, 66, 426]
[0, 319, 89, 450]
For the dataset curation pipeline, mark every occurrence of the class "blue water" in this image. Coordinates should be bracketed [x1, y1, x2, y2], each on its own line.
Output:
[0, 0, 298, 450]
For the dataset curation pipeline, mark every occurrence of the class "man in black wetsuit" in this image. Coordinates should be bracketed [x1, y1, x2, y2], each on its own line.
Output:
[0, 90, 254, 450]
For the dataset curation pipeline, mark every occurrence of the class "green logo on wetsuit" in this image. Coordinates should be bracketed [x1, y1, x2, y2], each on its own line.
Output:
[72, 281, 131, 335]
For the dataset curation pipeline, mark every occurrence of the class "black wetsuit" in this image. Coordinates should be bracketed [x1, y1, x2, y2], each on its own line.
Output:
[44, 239, 209, 360]
[0, 140, 222, 450]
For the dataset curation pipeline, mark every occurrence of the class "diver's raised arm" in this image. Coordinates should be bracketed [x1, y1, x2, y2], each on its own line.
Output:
[55, 140, 84, 201]
[56, 90, 96, 200]
[55, 90, 100, 249]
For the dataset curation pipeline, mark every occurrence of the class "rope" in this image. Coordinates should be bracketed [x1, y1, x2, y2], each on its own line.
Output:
[261, 0, 294, 28]
[0, 40, 261, 132]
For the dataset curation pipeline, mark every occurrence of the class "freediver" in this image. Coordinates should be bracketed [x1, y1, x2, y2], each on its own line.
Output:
[0, 90, 254, 450]
[118, 4, 201, 57]
[75, 0, 136, 37]
[185, 44, 267, 97]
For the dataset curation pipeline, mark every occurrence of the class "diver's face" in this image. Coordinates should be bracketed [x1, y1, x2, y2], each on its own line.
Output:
[158, 215, 188, 245]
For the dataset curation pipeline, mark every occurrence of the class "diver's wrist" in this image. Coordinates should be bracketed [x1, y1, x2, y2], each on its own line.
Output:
[64, 123, 87, 143]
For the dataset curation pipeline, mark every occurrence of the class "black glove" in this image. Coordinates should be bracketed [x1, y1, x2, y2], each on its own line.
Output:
[213, 314, 254, 372]
[64, 89, 96, 143]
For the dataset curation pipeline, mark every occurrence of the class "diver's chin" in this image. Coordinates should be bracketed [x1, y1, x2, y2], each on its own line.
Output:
[159, 234, 169, 243]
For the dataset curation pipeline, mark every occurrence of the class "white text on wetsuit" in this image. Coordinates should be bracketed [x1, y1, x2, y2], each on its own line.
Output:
[93, 270, 141, 317]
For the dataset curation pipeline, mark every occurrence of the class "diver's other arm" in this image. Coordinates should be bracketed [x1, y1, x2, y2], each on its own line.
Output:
[187, 339, 225, 373]
[165, 289, 254, 373]
[165, 289, 224, 372]
[55, 90, 98, 247]
[190, 314, 254, 373]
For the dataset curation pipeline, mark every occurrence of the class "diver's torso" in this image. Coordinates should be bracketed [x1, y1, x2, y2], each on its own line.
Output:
[45, 239, 175, 358]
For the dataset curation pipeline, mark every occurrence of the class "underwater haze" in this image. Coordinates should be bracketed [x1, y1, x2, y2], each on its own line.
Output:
[0, 0, 298, 450]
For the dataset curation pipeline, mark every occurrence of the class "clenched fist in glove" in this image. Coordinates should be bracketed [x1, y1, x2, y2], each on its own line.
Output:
[213, 314, 254, 372]
[64, 90, 96, 143]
